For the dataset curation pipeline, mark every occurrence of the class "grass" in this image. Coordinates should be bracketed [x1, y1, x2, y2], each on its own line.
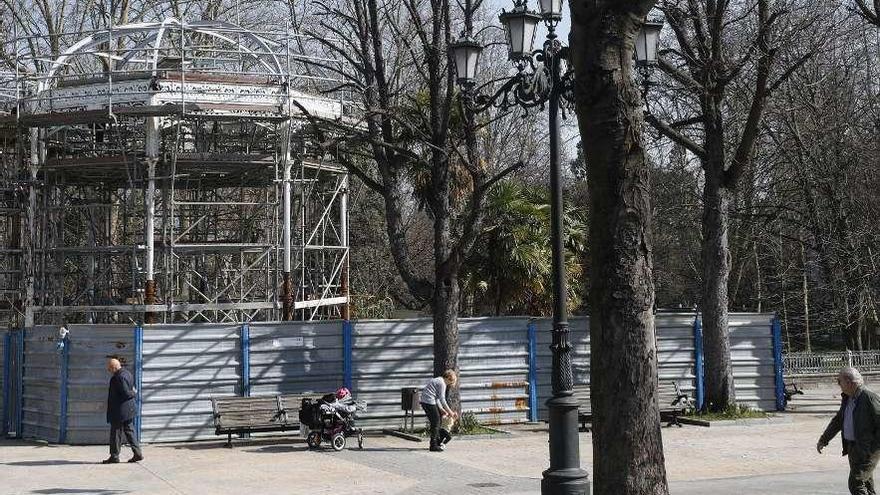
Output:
[415, 412, 500, 436]
[684, 404, 769, 421]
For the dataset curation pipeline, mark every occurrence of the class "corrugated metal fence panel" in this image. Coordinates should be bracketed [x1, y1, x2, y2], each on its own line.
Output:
[353, 318, 533, 428]
[536, 317, 590, 421]
[657, 314, 698, 397]
[141, 324, 241, 443]
[22, 326, 62, 442]
[458, 318, 531, 425]
[249, 321, 345, 397]
[536, 314, 700, 421]
[729, 314, 777, 411]
[67, 325, 134, 444]
[351, 319, 433, 429]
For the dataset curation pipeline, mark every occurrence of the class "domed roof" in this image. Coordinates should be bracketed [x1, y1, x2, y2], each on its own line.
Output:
[39, 18, 284, 92]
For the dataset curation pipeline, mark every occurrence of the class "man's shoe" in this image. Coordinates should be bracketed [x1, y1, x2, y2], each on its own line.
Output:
[101, 457, 120, 464]
[127, 455, 144, 463]
[429, 445, 443, 452]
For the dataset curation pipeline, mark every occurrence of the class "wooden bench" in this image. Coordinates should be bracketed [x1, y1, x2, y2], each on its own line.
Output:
[573, 380, 692, 432]
[211, 393, 312, 447]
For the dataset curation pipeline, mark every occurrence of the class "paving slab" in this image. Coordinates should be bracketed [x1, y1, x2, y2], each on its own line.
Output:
[0, 414, 853, 494]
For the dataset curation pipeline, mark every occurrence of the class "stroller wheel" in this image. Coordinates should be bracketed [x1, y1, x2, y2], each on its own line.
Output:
[331, 433, 346, 451]
[307, 431, 321, 449]
[357, 431, 364, 449]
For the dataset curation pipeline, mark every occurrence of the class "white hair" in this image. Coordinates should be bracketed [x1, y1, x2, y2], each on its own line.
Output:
[840, 367, 865, 387]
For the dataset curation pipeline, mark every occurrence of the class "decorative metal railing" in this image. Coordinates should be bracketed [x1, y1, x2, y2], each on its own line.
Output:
[784, 351, 880, 375]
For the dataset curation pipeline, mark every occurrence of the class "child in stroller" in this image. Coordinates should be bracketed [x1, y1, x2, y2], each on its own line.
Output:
[300, 387, 366, 451]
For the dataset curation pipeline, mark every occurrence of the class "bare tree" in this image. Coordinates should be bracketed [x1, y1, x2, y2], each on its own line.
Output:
[645, 0, 815, 411]
[301, 0, 526, 405]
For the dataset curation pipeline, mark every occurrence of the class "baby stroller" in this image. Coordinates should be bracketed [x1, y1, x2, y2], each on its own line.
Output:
[299, 387, 366, 451]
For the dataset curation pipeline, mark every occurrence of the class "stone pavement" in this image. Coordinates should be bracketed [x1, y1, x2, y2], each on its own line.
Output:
[0, 414, 852, 494]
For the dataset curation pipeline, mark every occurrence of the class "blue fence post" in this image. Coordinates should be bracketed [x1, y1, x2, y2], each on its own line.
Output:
[693, 316, 705, 411]
[58, 334, 70, 444]
[527, 321, 538, 422]
[240, 323, 250, 397]
[133, 325, 143, 442]
[2, 331, 10, 436]
[771, 316, 785, 411]
[343, 320, 353, 390]
[16, 329, 24, 439]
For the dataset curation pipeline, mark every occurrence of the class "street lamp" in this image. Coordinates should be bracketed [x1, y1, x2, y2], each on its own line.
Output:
[635, 18, 664, 100]
[450, 36, 482, 86]
[537, 0, 564, 20]
[635, 19, 664, 67]
[451, 2, 588, 494]
[498, 2, 543, 60]
[451, 6, 665, 494]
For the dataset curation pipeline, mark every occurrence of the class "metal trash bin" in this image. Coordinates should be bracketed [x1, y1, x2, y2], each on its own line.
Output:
[401, 387, 421, 432]
[401, 387, 421, 411]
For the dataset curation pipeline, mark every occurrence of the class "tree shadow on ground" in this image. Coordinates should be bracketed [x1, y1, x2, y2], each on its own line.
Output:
[319, 447, 425, 453]
[248, 445, 308, 453]
[30, 489, 128, 494]
[165, 437, 306, 451]
[4, 460, 96, 466]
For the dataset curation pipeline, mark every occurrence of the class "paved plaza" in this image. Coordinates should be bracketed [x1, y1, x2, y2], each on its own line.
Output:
[0, 411, 853, 495]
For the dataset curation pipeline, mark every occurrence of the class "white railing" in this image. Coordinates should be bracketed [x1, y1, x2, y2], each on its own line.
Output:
[784, 350, 880, 375]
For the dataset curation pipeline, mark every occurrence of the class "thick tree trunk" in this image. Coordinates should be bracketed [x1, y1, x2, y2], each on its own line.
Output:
[432, 204, 461, 409]
[570, 3, 668, 493]
[700, 96, 736, 412]
[701, 169, 736, 411]
[432, 270, 460, 405]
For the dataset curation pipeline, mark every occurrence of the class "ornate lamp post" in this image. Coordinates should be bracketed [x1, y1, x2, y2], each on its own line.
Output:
[452, 1, 585, 493]
[451, 5, 663, 494]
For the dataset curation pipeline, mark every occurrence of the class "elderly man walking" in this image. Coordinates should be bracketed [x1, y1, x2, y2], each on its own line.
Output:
[818, 367, 880, 494]
[103, 357, 143, 464]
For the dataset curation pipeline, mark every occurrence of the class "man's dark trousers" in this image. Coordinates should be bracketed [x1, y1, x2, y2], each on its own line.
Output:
[849, 441, 880, 495]
[109, 420, 141, 459]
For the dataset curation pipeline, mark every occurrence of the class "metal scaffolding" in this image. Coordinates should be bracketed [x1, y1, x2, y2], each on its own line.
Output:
[0, 19, 351, 327]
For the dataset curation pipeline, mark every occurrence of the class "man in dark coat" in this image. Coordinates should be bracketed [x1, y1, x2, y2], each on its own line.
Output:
[103, 357, 143, 464]
[818, 367, 880, 494]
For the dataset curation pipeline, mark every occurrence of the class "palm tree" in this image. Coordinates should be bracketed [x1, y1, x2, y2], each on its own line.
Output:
[462, 181, 586, 316]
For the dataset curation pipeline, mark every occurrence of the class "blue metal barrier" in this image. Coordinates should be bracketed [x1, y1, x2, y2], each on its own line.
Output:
[527, 321, 538, 421]
[693, 316, 705, 411]
[133, 326, 143, 442]
[2, 331, 10, 436]
[58, 334, 70, 443]
[240, 323, 250, 397]
[16, 329, 24, 439]
[771, 316, 785, 411]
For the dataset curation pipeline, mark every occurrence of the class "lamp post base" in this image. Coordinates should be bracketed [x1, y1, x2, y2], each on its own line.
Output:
[541, 469, 591, 495]
[542, 393, 590, 495]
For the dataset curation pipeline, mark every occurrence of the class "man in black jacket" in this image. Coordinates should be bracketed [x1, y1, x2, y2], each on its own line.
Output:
[103, 357, 143, 464]
[818, 367, 880, 494]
